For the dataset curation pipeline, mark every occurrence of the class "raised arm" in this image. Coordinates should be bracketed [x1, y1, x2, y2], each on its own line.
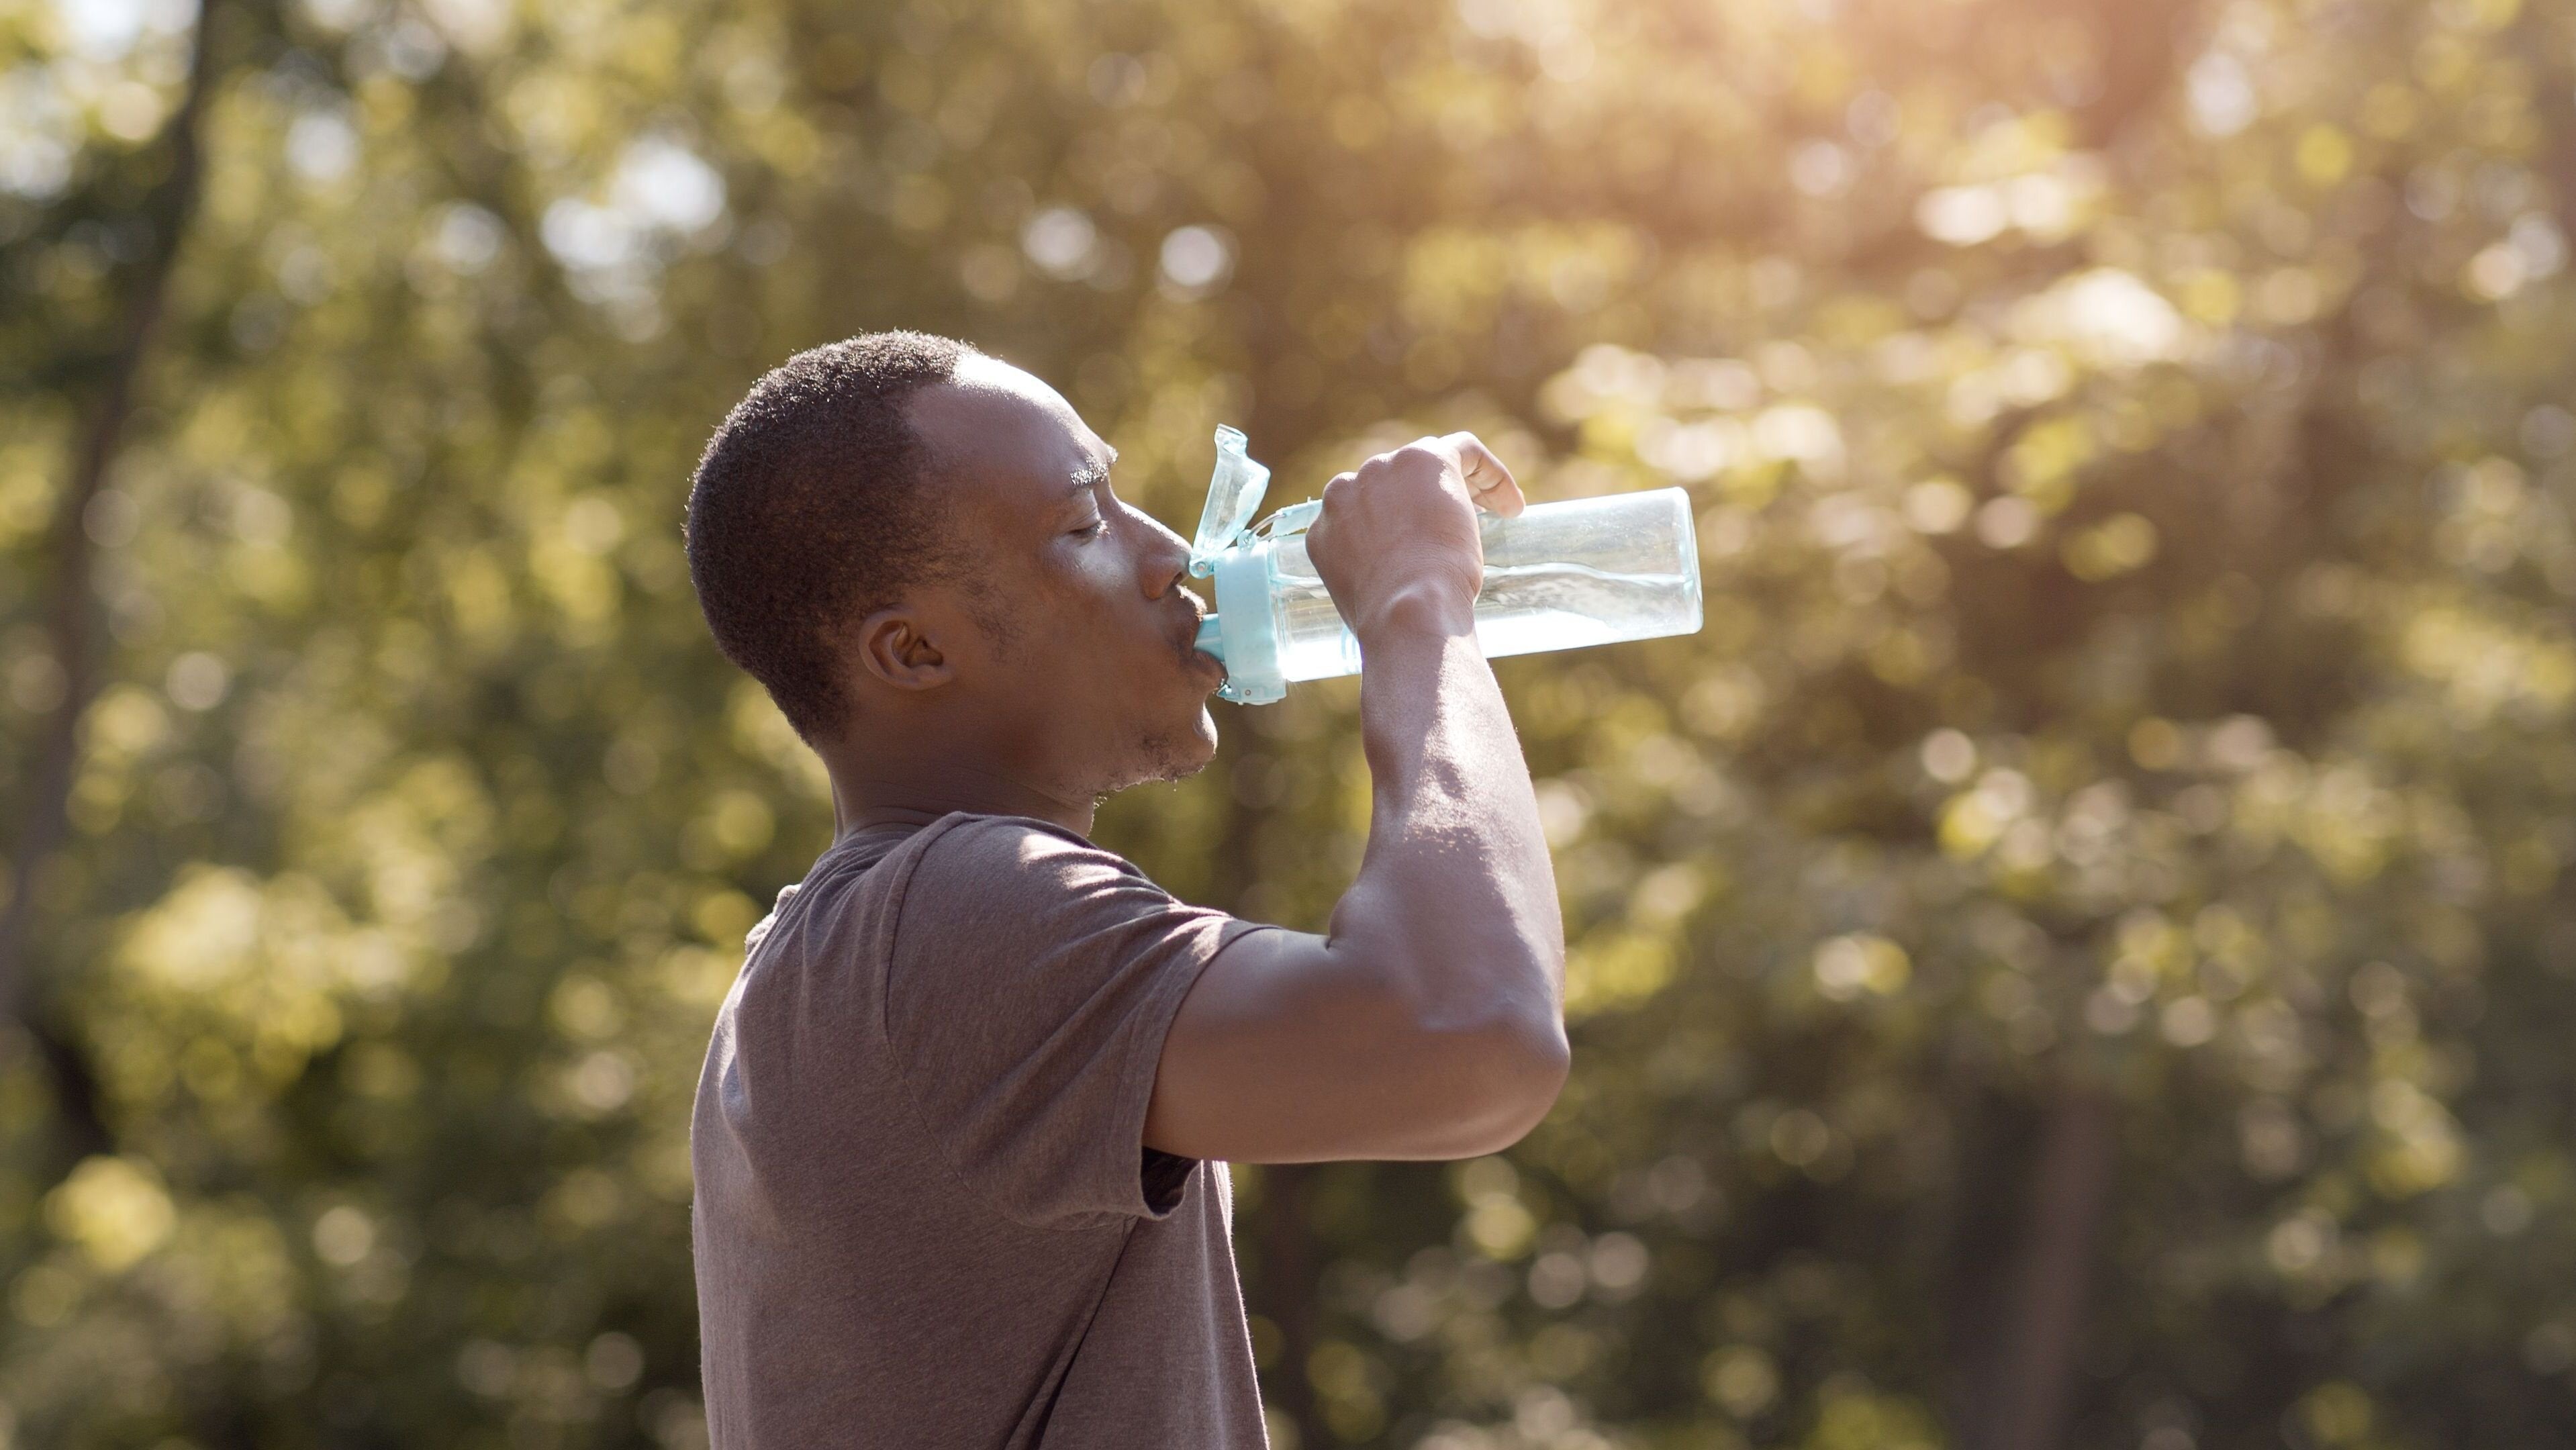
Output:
[1145, 435, 1569, 1164]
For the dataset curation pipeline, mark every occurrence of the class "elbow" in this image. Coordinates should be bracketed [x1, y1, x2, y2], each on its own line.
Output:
[1422, 1011, 1570, 1158]
[1490, 1015, 1572, 1147]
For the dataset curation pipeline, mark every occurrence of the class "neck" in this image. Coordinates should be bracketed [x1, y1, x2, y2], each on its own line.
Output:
[821, 744, 1095, 842]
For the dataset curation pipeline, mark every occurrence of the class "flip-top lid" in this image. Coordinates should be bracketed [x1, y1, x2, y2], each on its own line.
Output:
[1189, 426, 1271, 577]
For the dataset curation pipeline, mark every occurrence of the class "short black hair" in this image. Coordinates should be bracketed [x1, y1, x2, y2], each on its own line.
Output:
[684, 330, 973, 744]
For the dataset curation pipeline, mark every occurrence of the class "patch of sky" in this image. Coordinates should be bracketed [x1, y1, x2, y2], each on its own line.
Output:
[0, 67, 77, 198]
[53, 0, 198, 63]
[541, 138, 729, 307]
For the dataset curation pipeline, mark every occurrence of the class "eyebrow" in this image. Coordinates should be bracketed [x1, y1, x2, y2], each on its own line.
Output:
[1065, 450, 1116, 500]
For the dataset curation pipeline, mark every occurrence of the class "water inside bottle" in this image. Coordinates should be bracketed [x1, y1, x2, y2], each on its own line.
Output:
[1265, 545, 1697, 683]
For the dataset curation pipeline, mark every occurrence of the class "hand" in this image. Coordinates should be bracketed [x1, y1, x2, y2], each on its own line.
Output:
[1303, 432, 1525, 640]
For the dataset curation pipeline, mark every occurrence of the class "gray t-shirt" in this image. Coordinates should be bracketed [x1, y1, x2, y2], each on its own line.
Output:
[690, 812, 1274, 1448]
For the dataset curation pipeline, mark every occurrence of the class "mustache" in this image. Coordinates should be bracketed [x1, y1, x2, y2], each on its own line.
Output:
[1174, 598, 1217, 667]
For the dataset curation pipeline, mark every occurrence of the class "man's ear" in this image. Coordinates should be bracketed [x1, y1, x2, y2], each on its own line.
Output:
[850, 608, 955, 691]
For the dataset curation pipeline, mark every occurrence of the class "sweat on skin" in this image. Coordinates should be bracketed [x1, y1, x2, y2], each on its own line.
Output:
[684, 334, 1568, 1447]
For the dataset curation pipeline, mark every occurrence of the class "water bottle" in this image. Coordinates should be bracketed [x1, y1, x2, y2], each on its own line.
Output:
[1188, 426, 1704, 704]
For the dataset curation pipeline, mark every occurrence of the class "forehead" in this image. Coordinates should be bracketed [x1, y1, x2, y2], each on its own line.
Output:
[903, 356, 1107, 520]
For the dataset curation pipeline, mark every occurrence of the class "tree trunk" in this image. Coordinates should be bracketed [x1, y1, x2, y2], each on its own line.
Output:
[1973, 1084, 2119, 1450]
[2074, 0, 2199, 150]
[0, 4, 225, 1034]
[1208, 713, 1326, 1448]
[1259, 1161, 1322, 1446]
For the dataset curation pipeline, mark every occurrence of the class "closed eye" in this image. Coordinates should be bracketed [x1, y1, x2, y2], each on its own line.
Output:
[1071, 518, 1108, 538]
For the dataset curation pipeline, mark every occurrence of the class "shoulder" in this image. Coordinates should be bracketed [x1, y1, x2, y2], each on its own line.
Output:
[910, 812, 1142, 885]
[890, 812, 1164, 920]
[883, 814, 1217, 1011]
[917, 810, 1102, 858]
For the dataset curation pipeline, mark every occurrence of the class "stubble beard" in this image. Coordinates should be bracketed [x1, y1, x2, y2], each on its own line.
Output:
[1125, 707, 1219, 791]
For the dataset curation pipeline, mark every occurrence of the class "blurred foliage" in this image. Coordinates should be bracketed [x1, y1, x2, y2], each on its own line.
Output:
[5, 0, 2576, 1447]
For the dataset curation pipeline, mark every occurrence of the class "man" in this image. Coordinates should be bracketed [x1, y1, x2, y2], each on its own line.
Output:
[682, 330, 1568, 1447]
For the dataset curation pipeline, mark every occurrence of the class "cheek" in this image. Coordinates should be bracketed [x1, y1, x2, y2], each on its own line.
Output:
[1009, 562, 1132, 664]
[1040, 550, 1146, 623]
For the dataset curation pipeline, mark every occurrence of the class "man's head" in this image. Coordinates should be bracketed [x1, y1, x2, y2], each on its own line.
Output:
[685, 332, 1225, 808]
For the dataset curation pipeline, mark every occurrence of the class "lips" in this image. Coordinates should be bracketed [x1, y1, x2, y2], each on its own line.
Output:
[1176, 608, 1226, 683]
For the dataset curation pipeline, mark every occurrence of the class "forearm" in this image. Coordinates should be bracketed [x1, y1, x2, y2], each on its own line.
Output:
[1145, 433, 1565, 1163]
[1327, 604, 1566, 1040]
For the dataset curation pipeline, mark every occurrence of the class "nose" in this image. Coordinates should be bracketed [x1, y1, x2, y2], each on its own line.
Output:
[1133, 505, 1193, 599]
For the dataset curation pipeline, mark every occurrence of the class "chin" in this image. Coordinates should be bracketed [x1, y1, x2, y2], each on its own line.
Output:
[1133, 705, 1221, 787]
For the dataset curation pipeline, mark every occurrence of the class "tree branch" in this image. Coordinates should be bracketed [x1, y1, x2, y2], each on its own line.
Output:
[0, 0, 226, 1026]
[1972, 1083, 2119, 1450]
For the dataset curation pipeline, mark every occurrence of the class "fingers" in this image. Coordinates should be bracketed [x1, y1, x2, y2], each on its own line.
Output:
[1314, 470, 1355, 522]
[1333, 436, 1521, 516]
[1439, 432, 1525, 517]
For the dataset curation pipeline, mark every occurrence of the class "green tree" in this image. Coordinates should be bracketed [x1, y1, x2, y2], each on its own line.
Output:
[5, 1, 2575, 1448]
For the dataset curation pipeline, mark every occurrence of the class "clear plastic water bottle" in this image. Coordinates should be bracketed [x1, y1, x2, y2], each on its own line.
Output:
[1188, 427, 1703, 704]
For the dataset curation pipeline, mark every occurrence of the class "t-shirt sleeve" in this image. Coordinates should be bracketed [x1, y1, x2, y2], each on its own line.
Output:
[880, 816, 1270, 1229]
